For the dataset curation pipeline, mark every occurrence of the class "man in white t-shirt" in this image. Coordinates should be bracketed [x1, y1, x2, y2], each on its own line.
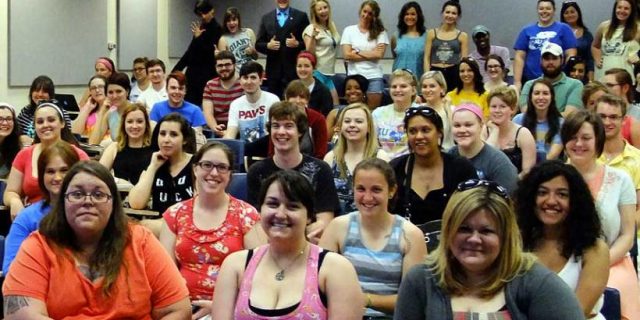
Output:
[224, 61, 279, 143]
[136, 59, 168, 111]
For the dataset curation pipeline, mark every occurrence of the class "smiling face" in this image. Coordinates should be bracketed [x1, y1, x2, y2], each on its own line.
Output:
[535, 175, 570, 228]
[158, 121, 185, 158]
[43, 155, 69, 198]
[531, 83, 552, 112]
[107, 84, 128, 108]
[94, 62, 112, 78]
[452, 110, 482, 149]
[166, 78, 186, 107]
[569, 62, 586, 81]
[486, 58, 503, 81]
[459, 62, 475, 86]
[451, 209, 501, 277]
[0, 108, 15, 138]
[354, 168, 395, 215]
[565, 122, 597, 162]
[275, 0, 290, 10]
[407, 115, 441, 157]
[421, 78, 445, 104]
[194, 148, 231, 195]
[270, 118, 301, 153]
[404, 7, 418, 27]
[473, 33, 490, 51]
[596, 101, 624, 139]
[260, 181, 308, 239]
[216, 59, 236, 81]
[345, 79, 365, 103]
[314, 1, 330, 23]
[240, 72, 263, 94]
[442, 5, 459, 25]
[296, 57, 314, 81]
[390, 77, 416, 105]
[226, 17, 239, 33]
[489, 96, 514, 125]
[133, 62, 147, 82]
[124, 110, 146, 141]
[341, 108, 368, 142]
[359, 4, 374, 26]
[562, 6, 579, 25]
[64, 172, 113, 238]
[34, 106, 63, 143]
[603, 74, 626, 99]
[31, 89, 50, 105]
[537, 0, 555, 25]
[615, 0, 632, 23]
[89, 78, 106, 104]
[147, 65, 165, 85]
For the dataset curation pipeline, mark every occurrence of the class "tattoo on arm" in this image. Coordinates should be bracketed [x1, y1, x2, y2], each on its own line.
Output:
[4, 296, 30, 316]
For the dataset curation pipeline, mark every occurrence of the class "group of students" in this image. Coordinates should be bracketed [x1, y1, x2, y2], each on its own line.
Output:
[4, 0, 640, 319]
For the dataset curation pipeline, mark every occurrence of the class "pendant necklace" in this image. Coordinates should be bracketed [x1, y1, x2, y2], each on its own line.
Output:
[271, 244, 307, 281]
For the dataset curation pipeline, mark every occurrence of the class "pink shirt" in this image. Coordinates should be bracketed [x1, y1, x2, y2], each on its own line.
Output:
[234, 244, 327, 320]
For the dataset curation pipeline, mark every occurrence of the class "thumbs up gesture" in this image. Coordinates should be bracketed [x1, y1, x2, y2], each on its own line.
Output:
[286, 33, 299, 48]
[267, 35, 281, 50]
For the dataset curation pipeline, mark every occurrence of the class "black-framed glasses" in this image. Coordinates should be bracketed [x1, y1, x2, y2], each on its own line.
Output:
[195, 161, 231, 174]
[216, 62, 234, 69]
[456, 179, 509, 199]
[0, 116, 14, 123]
[65, 190, 112, 204]
[597, 113, 623, 121]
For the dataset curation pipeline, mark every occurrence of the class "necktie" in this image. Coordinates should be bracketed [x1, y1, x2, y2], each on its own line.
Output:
[277, 10, 286, 27]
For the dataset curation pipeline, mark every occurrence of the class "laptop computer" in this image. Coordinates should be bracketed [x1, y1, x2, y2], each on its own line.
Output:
[54, 93, 80, 119]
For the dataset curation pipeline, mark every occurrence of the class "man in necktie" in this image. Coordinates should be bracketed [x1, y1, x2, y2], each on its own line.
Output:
[256, 0, 310, 99]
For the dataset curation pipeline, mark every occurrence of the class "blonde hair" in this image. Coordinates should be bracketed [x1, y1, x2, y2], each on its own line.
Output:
[116, 104, 152, 151]
[427, 187, 535, 298]
[390, 69, 418, 100]
[310, 0, 339, 37]
[333, 103, 379, 179]
[487, 86, 518, 111]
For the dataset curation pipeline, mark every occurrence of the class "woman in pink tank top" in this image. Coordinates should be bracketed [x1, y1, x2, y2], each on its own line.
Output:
[212, 170, 363, 319]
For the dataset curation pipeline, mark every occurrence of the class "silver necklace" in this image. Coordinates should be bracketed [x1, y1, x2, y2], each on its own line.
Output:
[270, 245, 307, 281]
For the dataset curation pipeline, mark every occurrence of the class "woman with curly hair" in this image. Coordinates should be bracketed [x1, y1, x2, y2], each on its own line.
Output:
[517, 160, 609, 319]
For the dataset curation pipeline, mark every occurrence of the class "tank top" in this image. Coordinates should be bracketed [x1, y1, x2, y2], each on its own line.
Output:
[343, 212, 404, 318]
[500, 126, 523, 173]
[112, 144, 153, 185]
[331, 157, 355, 215]
[557, 255, 605, 320]
[430, 29, 462, 66]
[223, 29, 255, 72]
[234, 244, 327, 320]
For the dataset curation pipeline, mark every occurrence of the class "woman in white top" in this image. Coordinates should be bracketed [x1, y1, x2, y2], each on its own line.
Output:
[592, 0, 640, 81]
[518, 160, 609, 320]
[217, 7, 257, 73]
[341, 0, 389, 109]
[561, 110, 640, 319]
[304, 0, 340, 106]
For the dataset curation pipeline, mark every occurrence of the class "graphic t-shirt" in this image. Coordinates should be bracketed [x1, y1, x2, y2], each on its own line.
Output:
[227, 91, 280, 142]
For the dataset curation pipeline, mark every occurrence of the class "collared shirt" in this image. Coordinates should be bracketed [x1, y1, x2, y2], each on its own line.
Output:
[519, 73, 584, 112]
[277, 7, 290, 27]
[598, 141, 640, 189]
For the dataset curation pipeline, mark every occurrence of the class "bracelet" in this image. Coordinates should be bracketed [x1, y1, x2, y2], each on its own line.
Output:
[366, 293, 372, 308]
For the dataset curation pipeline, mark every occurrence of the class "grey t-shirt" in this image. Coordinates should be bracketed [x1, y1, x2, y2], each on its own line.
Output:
[449, 143, 518, 193]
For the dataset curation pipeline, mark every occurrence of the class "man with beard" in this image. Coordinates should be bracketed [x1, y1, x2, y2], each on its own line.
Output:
[468, 25, 511, 82]
[202, 51, 243, 137]
[519, 42, 583, 116]
[172, 0, 223, 108]
[256, 0, 309, 98]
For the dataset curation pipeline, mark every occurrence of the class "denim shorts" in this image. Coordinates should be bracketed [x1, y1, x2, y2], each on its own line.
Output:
[367, 77, 384, 94]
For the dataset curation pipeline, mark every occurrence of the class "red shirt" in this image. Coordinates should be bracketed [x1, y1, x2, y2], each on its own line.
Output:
[202, 77, 244, 126]
[269, 108, 328, 159]
[163, 196, 260, 300]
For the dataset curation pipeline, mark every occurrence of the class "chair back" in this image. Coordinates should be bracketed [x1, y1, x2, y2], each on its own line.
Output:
[208, 138, 245, 172]
[602, 287, 621, 320]
[227, 173, 248, 202]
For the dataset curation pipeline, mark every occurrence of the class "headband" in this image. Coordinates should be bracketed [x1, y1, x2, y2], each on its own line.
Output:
[36, 102, 65, 120]
[96, 58, 114, 72]
[453, 103, 484, 122]
[297, 51, 317, 68]
[0, 102, 16, 116]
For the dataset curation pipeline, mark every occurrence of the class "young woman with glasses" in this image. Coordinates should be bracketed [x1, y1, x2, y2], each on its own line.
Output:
[159, 141, 262, 319]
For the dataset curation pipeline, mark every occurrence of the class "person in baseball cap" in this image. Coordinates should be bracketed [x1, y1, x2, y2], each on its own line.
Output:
[468, 25, 511, 82]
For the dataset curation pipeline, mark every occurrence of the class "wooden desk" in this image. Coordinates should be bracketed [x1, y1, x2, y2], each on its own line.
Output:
[124, 207, 159, 218]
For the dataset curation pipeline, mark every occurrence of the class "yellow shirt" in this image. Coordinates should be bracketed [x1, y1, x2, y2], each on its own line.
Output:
[598, 142, 640, 189]
[446, 89, 490, 119]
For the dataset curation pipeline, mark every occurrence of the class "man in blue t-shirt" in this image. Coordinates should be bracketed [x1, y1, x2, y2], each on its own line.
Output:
[149, 71, 206, 129]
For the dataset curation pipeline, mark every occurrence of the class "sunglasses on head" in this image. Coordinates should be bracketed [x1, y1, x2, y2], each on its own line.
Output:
[456, 179, 509, 199]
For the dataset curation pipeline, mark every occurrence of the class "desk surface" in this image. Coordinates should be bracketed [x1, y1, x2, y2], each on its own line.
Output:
[124, 207, 159, 217]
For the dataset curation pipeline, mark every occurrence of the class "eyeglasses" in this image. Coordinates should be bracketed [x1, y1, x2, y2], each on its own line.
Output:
[89, 85, 105, 91]
[597, 113, 623, 121]
[486, 64, 502, 69]
[133, 67, 146, 72]
[456, 179, 509, 199]
[196, 161, 231, 173]
[216, 63, 234, 69]
[0, 117, 14, 123]
[65, 190, 112, 204]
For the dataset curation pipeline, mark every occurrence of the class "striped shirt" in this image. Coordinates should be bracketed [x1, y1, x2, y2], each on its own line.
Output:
[202, 77, 243, 126]
[17, 105, 72, 139]
[343, 212, 404, 318]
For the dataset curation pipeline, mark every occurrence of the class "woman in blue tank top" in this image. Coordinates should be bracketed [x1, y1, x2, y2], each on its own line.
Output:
[391, 2, 426, 77]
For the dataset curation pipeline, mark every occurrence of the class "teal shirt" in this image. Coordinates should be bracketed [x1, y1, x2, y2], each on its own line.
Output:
[519, 73, 584, 113]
